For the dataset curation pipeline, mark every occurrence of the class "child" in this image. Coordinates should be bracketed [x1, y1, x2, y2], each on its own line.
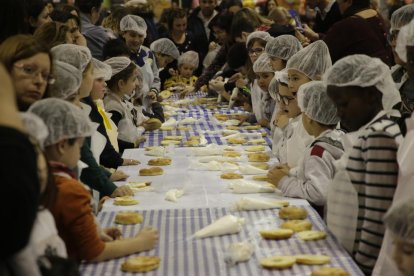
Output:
[383, 198, 414, 276]
[265, 35, 302, 71]
[150, 38, 179, 90]
[164, 50, 199, 89]
[324, 54, 402, 274]
[251, 53, 275, 127]
[270, 41, 331, 168]
[268, 81, 344, 212]
[29, 98, 159, 262]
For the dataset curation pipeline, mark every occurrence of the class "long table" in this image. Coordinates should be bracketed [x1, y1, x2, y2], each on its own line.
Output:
[80, 95, 363, 275]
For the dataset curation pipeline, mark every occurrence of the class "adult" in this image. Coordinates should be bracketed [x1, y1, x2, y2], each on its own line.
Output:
[75, 0, 114, 59]
[318, 0, 393, 65]
[28, 0, 52, 34]
[50, 9, 88, 46]
[304, 0, 342, 35]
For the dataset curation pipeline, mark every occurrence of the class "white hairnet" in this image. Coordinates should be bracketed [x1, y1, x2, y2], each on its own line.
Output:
[177, 51, 199, 68]
[48, 61, 82, 100]
[286, 40, 332, 80]
[265, 35, 303, 60]
[246, 31, 272, 47]
[390, 4, 414, 31]
[20, 112, 49, 149]
[92, 58, 112, 80]
[28, 98, 96, 147]
[51, 44, 92, 72]
[150, 38, 180, 60]
[253, 53, 273, 73]
[323, 54, 401, 112]
[104, 56, 132, 77]
[120, 15, 147, 37]
[298, 81, 339, 125]
[384, 198, 414, 242]
[269, 70, 288, 100]
[396, 19, 414, 63]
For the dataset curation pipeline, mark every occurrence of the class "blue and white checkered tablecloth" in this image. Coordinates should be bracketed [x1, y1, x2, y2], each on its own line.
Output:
[80, 206, 363, 276]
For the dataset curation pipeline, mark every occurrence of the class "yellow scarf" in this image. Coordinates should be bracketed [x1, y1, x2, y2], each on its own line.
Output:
[95, 100, 112, 130]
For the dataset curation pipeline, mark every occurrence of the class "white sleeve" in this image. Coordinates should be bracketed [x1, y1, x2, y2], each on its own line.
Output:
[278, 153, 334, 206]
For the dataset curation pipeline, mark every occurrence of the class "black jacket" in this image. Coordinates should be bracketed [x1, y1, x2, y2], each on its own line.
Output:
[83, 97, 124, 169]
[314, 1, 342, 34]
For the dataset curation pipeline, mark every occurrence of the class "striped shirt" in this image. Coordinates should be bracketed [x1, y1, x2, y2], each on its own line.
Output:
[346, 114, 402, 274]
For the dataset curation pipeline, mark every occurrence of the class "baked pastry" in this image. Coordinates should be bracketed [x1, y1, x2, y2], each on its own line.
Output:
[184, 140, 200, 147]
[250, 162, 269, 170]
[148, 158, 172, 166]
[295, 254, 331, 265]
[139, 167, 164, 176]
[226, 126, 241, 131]
[260, 256, 296, 269]
[145, 118, 162, 131]
[249, 138, 267, 145]
[221, 172, 243, 179]
[161, 140, 181, 146]
[160, 126, 175, 131]
[115, 212, 143, 224]
[248, 152, 270, 162]
[164, 135, 183, 141]
[223, 151, 242, 157]
[252, 175, 269, 181]
[145, 146, 163, 151]
[245, 145, 265, 152]
[244, 125, 261, 130]
[113, 196, 139, 206]
[159, 90, 172, 99]
[121, 256, 161, 272]
[259, 229, 294, 240]
[228, 138, 247, 144]
[280, 220, 312, 232]
[311, 267, 349, 276]
[279, 206, 308, 220]
[177, 126, 191, 131]
[297, 230, 327, 241]
[261, 132, 268, 137]
[188, 135, 200, 141]
[214, 114, 229, 121]
[127, 181, 151, 189]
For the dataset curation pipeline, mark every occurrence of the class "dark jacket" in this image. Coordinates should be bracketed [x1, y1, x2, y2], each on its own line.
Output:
[314, 1, 342, 35]
[83, 97, 123, 169]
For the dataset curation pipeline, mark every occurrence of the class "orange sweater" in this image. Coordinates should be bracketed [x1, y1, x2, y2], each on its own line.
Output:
[51, 174, 105, 262]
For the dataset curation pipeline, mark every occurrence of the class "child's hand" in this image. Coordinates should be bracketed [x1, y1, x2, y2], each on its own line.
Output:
[111, 185, 134, 197]
[209, 80, 225, 92]
[110, 170, 129, 181]
[135, 227, 159, 251]
[168, 68, 178, 76]
[258, 118, 270, 128]
[134, 136, 147, 146]
[267, 164, 290, 186]
[228, 72, 243, 83]
[147, 91, 157, 101]
[101, 227, 123, 241]
[275, 113, 289, 128]
[122, 158, 140, 166]
[98, 196, 110, 212]
[235, 78, 247, 89]
[208, 41, 218, 51]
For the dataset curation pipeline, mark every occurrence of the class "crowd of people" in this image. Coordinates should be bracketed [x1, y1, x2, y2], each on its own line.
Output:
[1, 0, 414, 275]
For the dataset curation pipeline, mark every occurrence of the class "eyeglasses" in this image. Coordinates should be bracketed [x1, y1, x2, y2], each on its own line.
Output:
[14, 63, 55, 84]
[248, 47, 264, 56]
[276, 93, 296, 105]
[387, 30, 399, 45]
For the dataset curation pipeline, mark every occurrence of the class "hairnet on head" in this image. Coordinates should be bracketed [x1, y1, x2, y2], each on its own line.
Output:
[20, 112, 49, 149]
[396, 19, 414, 63]
[48, 61, 82, 100]
[298, 81, 339, 125]
[246, 31, 272, 47]
[51, 44, 92, 72]
[323, 54, 401, 112]
[120, 15, 147, 37]
[150, 38, 180, 60]
[104, 56, 132, 77]
[28, 98, 96, 147]
[265, 35, 303, 60]
[384, 198, 414, 242]
[253, 53, 273, 73]
[92, 58, 112, 80]
[390, 4, 414, 31]
[177, 51, 199, 68]
[269, 70, 288, 100]
[287, 40, 332, 80]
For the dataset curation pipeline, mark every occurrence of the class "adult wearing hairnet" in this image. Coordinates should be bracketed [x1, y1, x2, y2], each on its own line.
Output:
[265, 35, 302, 71]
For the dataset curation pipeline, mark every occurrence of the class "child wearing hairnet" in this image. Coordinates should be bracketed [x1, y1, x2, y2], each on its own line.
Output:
[28, 98, 159, 263]
[268, 81, 344, 213]
[164, 51, 199, 91]
[324, 54, 402, 275]
[265, 35, 303, 71]
[250, 53, 275, 128]
[270, 41, 331, 169]
[150, 38, 179, 90]
[119, 15, 160, 107]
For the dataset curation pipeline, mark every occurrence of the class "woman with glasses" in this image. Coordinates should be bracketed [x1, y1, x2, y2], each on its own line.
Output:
[0, 34, 53, 111]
